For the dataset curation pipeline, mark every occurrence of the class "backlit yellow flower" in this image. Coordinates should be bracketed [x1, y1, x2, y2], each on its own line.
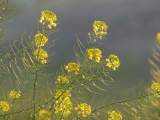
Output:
[151, 82, 160, 92]
[39, 10, 57, 29]
[74, 103, 91, 117]
[156, 32, 160, 42]
[41, 59, 47, 64]
[33, 48, 48, 64]
[87, 48, 102, 62]
[38, 109, 51, 119]
[55, 89, 71, 99]
[35, 33, 48, 47]
[0, 101, 9, 112]
[55, 89, 72, 117]
[88, 32, 91, 36]
[108, 110, 122, 120]
[56, 76, 69, 84]
[65, 62, 80, 74]
[93, 20, 108, 39]
[9, 90, 20, 99]
[106, 54, 120, 70]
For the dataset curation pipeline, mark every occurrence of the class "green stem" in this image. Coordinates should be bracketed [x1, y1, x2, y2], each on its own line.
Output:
[91, 94, 150, 114]
[32, 60, 38, 119]
[75, 93, 151, 120]
[32, 46, 42, 119]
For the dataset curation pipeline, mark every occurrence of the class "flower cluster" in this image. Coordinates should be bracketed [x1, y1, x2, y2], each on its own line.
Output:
[38, 109, 51, 119]
[74, 103, 91, 117]
[87, 48, 102, 62]
[56, 76, 69, 84]
[33, 10, 57, 64]
[35, 33, 48, 47]
[65, 62, 80, 74]
[93, 20, 108, 39]
[106, 54, 120, 70]
[151, 82, 160, 92]
[9, 90, 21, 99]
[55, 89, 73, 117]
[34, 48, 48, 64]
[0, 101, 9, 112]
[156, 32, 160, 42]
[39, 10, 57, 29]
[108, 110, 122, 120]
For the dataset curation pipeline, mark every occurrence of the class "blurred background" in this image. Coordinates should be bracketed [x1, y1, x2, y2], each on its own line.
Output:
[7, 0, 160, 91]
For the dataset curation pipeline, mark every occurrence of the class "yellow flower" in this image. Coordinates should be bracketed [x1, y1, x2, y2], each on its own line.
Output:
[55, 97, 73, 117]
[65, 62, 80, 74]
[0, 101, 9, 112]
[41, 59, 47, 64]
[93, 20, 108, 39]
[87, 48, 102, 62]
[38, 109, 51, 119]
[9, 90, 20, 99]
[55, 89, 72, 117]
[151, 82, 160, 92]
[74, 103, 91, 117]
[39, 10, 57, 29]
[55, 89, 71, 99]
[106, 54, 120, 70]
[35, 33, 48, 47]
[56, 76, 69, 84]
[156, 32, 160, 42]
[33, 48, 48, 64]
[108, 110, 122, 120]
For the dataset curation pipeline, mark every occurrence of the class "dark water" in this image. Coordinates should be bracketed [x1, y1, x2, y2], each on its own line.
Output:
[7, 0, 160, 90]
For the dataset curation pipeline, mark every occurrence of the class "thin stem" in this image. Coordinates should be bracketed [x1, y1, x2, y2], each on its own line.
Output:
[32, 46, 42, 119]
[32, 60, 38, 119]
[75, 93, 152, 120]
[91, 94, 150, 114]
[32, 34, 45, 119]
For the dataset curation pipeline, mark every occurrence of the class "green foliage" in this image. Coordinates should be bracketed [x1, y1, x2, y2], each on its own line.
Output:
[0, 0, 160, 120]
[139, 37, 160, 120]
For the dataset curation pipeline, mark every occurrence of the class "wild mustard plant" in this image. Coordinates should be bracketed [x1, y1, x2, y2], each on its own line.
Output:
[1, 0, 160, 119]
[74, 103, 91, 117]
[54, 89, 73, 117]
[33, 48, 48, 64]
[93, 20, 108, 39]
[65, 62, 80, 74]
[39, 10, 57, 29]
[0, 101, 9, 112]
[38, 110, 51, 119]
[87, 48, 102, 62]
[150, 82, 160, 98]
[56, 76, 69, 84]
[106, 54, 120, 70]
[108, 110, 122, 120]
[156, 32, 160, 42]
[35, 33, 48, 47]
[137, 33, 160, 119]
[9, 90, 21, 99]
[88, 20, 108, 41]
[151, 82, 160, 92]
